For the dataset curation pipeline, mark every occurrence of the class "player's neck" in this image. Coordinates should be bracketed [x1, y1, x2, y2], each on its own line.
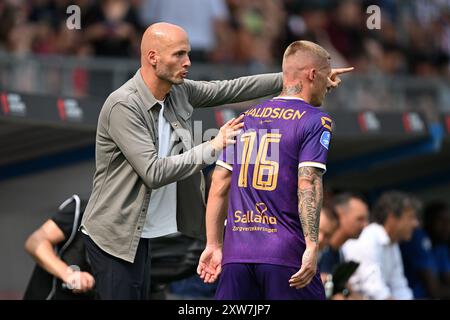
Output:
[277, 92, 312, 104]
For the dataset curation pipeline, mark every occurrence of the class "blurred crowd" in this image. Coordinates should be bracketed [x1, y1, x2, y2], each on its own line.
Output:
[317, 190, 450, 300]
[1, 0, 450, 115]
[1, 0, 450, 78]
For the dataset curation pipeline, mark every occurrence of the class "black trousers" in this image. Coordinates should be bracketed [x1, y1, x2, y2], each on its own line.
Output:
[82, 234, 151, 300]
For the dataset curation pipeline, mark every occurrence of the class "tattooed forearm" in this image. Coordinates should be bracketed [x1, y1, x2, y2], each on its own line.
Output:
[298, 167, 323, 244]
[281, 83, 302, 96]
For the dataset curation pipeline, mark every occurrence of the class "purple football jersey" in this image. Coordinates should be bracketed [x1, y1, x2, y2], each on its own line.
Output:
[217, 97, 333, 268]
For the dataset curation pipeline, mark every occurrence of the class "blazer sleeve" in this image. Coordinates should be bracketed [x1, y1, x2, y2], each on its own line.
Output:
[183, 72, 283, 108]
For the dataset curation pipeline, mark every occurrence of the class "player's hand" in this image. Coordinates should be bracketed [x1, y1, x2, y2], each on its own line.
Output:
[210, 114, 244, 151]
[289, 246, 319, 289]
[197, 245, 223, 283]
[63, 269, 95, 293]
[327, 67, 354, 90]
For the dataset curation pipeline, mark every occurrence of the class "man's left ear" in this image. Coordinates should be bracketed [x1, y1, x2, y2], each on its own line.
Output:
[148, 50, 157, 66]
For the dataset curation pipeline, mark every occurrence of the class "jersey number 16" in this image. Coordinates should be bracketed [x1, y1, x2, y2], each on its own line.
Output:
[238, 132, 282, 191]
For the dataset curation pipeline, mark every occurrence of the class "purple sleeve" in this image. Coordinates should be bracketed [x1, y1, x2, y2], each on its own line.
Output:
[298, 113, 332, 171]
[216, 144, 235, 171]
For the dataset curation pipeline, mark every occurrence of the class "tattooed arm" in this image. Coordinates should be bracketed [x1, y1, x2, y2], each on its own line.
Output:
[289, 166, 324, 289]
[298, 166, 323, 245]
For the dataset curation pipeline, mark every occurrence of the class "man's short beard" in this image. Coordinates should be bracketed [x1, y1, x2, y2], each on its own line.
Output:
[156, 67, 182, 85]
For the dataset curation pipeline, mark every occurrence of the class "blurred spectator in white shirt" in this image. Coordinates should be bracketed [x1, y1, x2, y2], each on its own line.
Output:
[319, 192, 369, 278]
[318, 192, 369, 299]
[139, 0, 230, 62]
[342, 191, 420, 300]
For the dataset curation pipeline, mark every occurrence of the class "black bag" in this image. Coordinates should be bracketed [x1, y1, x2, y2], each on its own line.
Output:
[332, 261, 360, 296]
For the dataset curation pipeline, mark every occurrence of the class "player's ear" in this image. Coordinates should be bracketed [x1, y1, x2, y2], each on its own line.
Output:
[307, 68, 316, 81]
[335, 206, 344, 218]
